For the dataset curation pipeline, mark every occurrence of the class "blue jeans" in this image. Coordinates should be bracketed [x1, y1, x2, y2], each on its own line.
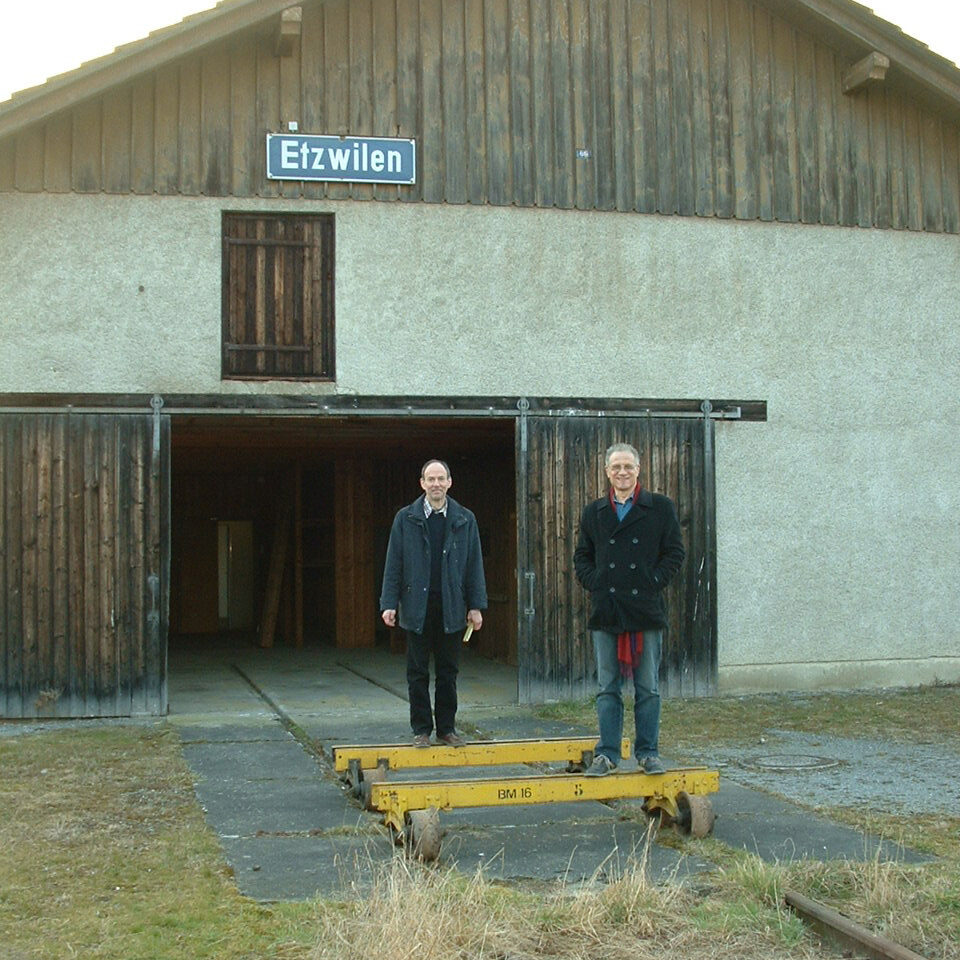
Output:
[592, 629, 663, 765]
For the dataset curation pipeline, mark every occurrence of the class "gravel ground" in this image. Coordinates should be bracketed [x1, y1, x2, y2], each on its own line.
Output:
[699, 730, 960, 815]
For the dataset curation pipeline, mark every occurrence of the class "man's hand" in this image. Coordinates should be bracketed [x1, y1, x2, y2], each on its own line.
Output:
[381, 609, 397, 627]
[467, 609, 483, 631]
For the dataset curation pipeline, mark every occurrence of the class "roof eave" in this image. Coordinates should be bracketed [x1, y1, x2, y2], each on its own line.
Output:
[0, 0, 299, 140]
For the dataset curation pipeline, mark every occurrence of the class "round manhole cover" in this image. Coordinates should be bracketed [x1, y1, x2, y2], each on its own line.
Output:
[747, 754, 841, 772]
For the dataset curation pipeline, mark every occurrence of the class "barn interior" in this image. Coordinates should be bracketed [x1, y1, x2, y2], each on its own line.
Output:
[168, 415, 518, 669]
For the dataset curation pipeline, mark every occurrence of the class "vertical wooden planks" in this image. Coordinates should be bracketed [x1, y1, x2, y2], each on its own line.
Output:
[50, 417, 70, 715]
[300, 3, 326, 200]
[442, 0, 468, 204]
[35, 419, 55, 713]
[154, 63, 180, 194]
[941, 122, 959, 234]
[531, 0, 557, 208]
[102, 86, 133, 194]
[650, 0, 676, 214]
[2, 419, 25, 716]
[771, 16, 798, 222]
[43, 114, 73, 193]
[671, 0, 695, 217]
[511, 0, 536, 206]
[570, 0, 595, 208]
[114, 416, 132, 716]
[97, 417, 118, 715]
[231, 36, 259, 197]
[201, 46, 232, 196]
[67, 414, 86, 714]
[465, 0, 489, 204]
[551, 0, 575, 209]
[372, 0, 400, 202]
[323, 0, 351, 200]
[130, 75, 156, 194]
[689, 0, 715, 218]
[752, 3, 775, 221]
[13, 124, 45, 193]
[178, 59, 202, 195]
[728, 0, 757, 220]
[588, 0, 615, 211]
[608, 0, 634, 213]
[901, 100, 924, 231]
[814, 42, 838, 225]
[20, 419, 39, 715]
[348, 0, 375, 201]
[485, 0, 513, 205]
[0, 420, 7, 717]
[920, 111, 945, 232]
[794, 32, 819, 223]
[629, 0, 656, 213]
[396, 0, 422, 202]
[869, 86, 891, 228]
[72, 100, 104, 193]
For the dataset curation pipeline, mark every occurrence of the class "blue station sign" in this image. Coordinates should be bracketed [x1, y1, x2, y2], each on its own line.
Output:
[266, 134, 416, 184]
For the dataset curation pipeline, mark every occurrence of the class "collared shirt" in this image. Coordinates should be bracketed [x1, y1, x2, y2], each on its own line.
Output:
[422, 497, 448, 518]
[613, 493, 635, 522]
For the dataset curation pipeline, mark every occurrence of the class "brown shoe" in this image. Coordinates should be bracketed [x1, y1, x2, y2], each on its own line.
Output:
[413, 733, 431, 748]
[437, 731, 466, 747]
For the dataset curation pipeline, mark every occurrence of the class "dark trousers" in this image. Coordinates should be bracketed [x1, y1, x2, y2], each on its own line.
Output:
[407, 593, 461, 737]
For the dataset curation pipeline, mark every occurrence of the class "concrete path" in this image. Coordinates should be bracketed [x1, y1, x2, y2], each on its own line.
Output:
[167, 644, 927, 902]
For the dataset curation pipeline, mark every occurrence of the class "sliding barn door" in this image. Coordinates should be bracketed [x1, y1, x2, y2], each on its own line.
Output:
[517, 412, 715, 702]
[0, 412, 170, 717]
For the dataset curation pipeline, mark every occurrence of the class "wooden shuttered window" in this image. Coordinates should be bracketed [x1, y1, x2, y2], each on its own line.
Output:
[221, 213, 335, 379]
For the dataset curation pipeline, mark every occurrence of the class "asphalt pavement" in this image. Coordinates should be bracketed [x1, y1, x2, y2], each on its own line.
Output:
[167, 642, 931, 902]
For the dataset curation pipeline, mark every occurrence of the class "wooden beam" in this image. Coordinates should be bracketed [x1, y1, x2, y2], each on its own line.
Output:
[274, 6, 302, 58]
[842, 51, 890, 95]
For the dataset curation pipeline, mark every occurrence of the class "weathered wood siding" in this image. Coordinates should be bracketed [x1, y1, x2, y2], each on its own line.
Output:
[1, 0, 958, 232]
[0, 413, 169, 717]
[518, 413, 713, 702]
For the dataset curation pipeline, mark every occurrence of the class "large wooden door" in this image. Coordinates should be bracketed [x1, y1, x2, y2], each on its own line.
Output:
[0, 411, 170, 717]
[517, 411, 716, 702]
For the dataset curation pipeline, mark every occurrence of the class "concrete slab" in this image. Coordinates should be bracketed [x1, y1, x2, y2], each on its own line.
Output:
[168, 643, 937, 903]
[440, 820, 714, 885]
[221, 832, 393, 900]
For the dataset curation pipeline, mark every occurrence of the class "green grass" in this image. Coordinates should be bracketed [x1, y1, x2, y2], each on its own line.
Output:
[1, 684, 958, 959]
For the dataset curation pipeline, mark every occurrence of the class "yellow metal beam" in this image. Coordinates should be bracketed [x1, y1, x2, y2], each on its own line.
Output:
[332, 736, 630, 772]
[370, 766, 719, 832]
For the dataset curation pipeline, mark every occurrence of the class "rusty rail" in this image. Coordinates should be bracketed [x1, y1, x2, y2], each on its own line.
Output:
[783, 888, 928, 960]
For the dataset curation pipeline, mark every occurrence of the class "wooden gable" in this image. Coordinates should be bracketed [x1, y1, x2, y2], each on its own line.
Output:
[1, 0, 959, 233]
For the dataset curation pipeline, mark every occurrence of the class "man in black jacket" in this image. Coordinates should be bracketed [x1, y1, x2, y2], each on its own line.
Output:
[380, 459, 487, 747]
[573, 442, 685, 776]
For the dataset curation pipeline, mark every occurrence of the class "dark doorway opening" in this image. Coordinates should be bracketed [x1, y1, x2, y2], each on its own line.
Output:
[168, 414, 518, 666]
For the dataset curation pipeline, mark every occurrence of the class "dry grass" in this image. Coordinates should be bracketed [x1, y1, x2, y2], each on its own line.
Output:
[536, 682, 960, 753]
[1, 686, 958, 959]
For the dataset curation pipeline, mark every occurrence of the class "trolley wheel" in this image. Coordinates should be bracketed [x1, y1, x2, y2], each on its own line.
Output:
[676, 791, 715, 838]
[360, 764, 388, 811]
[406, 807, 442, 862]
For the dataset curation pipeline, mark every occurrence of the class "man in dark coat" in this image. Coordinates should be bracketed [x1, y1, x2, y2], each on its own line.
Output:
[380, 459, 487, 747]
[573, 442, 685, 776]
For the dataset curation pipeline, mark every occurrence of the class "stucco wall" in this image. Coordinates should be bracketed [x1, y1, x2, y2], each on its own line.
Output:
[2, 193, 958, 691]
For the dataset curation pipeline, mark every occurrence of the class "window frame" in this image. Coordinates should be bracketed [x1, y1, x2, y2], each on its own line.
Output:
[221, 211, 335, 381]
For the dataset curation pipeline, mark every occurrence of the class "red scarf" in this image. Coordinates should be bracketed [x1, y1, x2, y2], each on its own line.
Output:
[609, 483, 643, 675]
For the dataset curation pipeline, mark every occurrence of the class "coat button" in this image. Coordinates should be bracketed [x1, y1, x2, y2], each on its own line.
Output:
[632, 537, 639, 544]
[609, 587, 616, 593]
[630, 563, 636, 569]
[609, 538, 616, 545]
[609, 562, 615, 568]
[632, 589, 638, 595]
